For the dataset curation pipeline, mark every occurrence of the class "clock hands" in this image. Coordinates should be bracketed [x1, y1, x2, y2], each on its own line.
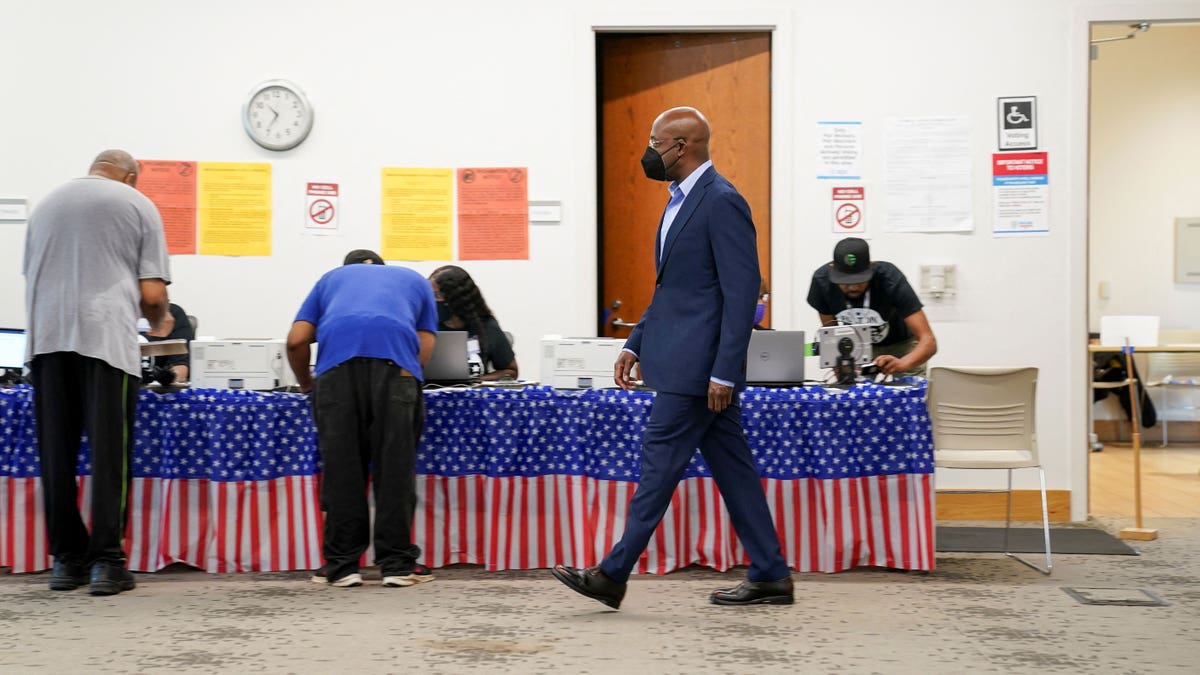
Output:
[266, 104, 280, 129]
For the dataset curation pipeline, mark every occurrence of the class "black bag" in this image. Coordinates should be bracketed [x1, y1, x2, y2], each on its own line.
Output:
[1092, 351, 1157, 428]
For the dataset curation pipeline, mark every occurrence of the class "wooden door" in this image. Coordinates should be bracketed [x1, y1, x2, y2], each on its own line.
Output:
[598, 32, 772, 337]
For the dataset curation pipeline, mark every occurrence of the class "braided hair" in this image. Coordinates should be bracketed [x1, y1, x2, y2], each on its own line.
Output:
[430, 265, 495, 358]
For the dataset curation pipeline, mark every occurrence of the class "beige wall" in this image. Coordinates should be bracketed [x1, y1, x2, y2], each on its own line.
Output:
[1089, 23, 1200, 332]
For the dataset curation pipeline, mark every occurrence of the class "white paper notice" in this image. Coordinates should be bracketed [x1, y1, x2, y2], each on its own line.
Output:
[884, 116, 973, 232]
[816, 121, 863, 180]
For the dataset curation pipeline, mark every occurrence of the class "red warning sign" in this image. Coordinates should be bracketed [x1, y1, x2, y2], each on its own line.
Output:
[831, 186, 865, 233]
[305, 182, 339, 232]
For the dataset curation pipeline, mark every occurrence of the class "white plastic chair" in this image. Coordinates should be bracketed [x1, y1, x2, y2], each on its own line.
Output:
[928, 366, 1051, 575]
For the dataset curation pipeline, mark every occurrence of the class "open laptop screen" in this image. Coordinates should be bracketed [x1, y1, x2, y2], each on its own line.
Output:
[0, 328, 27, 371]
[423, 331, 472, 385]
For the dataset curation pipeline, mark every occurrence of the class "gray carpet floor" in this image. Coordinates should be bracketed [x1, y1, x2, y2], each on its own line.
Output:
[1, 516, 1196, 674]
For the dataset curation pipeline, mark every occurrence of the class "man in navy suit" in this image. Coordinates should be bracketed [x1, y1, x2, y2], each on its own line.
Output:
[553, 107, 793, 608]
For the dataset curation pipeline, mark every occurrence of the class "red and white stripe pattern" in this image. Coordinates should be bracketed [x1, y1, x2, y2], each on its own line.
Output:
[2, 475, 323, 573]
[412, 472, 935, 574]
[3, 473, 934, 574]
[2, 477, 48, 573]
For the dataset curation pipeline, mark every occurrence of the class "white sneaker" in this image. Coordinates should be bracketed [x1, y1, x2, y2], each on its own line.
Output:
[382, 564, 434, 587]
[311, 572, 363, 587]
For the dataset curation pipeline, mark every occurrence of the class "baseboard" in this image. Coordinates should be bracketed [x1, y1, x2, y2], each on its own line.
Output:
[936, 490, 1071, 522]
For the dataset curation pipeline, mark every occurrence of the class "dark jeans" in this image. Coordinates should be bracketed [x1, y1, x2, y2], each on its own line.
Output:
[312, 357, 425, 579]
[30, 352, 139, 565]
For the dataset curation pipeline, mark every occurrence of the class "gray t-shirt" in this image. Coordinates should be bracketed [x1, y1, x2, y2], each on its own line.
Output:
[24, 176, 171, 377]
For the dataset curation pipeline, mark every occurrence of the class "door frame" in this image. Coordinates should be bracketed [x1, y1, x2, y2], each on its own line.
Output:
[570, 9, 797, 334]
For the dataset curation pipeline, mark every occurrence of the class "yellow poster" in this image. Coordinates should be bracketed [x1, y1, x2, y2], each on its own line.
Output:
[381, 167, 453, 261]
[197, 162, 272, 256]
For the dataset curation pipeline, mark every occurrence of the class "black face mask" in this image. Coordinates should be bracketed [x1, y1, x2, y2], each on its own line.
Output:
[437, 300, 453, 325]
[641, 143, 680, 182]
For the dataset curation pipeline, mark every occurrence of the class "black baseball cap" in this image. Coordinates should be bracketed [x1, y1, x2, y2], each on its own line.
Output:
[828, 237, 874, 284]
[343, 249, 385, 265]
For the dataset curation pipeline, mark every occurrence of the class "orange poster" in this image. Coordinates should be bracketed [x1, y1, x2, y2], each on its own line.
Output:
[456, 167, 528, 261]
[137, 160, 198, 255]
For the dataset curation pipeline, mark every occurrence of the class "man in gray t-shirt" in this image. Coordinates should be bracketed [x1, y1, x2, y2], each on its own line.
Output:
[23, 149, 170, 596]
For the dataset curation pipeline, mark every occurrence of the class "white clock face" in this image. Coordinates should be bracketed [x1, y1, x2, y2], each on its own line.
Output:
[243, 81, 313, 151]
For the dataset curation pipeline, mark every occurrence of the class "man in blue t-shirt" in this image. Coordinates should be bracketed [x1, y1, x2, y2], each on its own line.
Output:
[286, 249, 438, 589]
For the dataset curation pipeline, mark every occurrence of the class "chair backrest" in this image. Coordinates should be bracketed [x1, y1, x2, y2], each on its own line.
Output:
[1099, 315, 1159, 347]
[927, 366, 1038, 458]
[187, 315, 199, 335]
[503, 330, 514, 346]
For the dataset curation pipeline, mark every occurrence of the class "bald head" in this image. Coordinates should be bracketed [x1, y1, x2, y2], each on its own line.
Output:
[89, 149, 139, 187]
[649, 107, 711, 181]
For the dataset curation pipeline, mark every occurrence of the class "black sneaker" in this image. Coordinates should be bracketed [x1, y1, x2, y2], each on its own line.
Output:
[310, 564, 363, 587]
[88, 562, 136, 596]
[382, 564, 434, 587]
[49, 559, 89, 591]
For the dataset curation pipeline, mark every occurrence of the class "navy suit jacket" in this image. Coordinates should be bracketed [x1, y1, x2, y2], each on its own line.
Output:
[624, 167, 760, 396]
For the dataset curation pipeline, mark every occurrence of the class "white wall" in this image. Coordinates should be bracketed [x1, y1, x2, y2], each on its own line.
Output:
[4, 0, 1200, 520]
[1089, 23, 1200, 330]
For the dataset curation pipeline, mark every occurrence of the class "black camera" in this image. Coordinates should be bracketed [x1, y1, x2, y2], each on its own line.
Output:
[142, 365, 175, 387]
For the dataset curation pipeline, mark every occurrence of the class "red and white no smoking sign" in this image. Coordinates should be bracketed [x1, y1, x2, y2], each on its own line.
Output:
[306, 182, 339, 231]
[831, 186, 865, 233]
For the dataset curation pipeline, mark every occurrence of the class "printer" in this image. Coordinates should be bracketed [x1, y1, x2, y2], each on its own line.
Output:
[540, 336, 627, 389]
[190, 339, 297, 390]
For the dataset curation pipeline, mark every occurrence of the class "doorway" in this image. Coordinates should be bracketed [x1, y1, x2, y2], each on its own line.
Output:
[1087, 21, 1200, 518]
[596, 31, 772, 337]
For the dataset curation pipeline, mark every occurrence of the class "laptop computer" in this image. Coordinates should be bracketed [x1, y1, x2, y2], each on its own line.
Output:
[745, 330, 806, 387]
[422, 330, 473, 385]
[0, 328, 27, 385]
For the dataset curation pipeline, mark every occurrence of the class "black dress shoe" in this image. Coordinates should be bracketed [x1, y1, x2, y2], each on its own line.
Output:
[88, 562, 136, 596]
[710, 576, 794, 606]
[49, 559, 89, 591]
[551, 565, 626, 610]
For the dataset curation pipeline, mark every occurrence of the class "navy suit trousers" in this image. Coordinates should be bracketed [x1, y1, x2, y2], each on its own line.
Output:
[600, 391, 790, 583]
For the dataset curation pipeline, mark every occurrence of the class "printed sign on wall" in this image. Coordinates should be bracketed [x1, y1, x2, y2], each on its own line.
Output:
[997, 96, 1038, 151]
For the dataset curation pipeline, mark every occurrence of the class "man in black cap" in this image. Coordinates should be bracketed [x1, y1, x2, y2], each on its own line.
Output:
[806, 237, 937, 376]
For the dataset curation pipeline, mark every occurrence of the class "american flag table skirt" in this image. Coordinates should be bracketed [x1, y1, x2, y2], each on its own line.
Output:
[1, 382, 935, 574]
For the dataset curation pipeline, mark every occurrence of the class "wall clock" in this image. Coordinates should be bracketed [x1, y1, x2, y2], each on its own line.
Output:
[242, 79, 314, 151]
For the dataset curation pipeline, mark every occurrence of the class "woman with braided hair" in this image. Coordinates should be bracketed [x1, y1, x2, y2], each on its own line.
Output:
[428, 265, 518, 381]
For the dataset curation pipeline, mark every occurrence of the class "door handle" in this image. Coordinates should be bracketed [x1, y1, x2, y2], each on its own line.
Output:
[610, 317, 639, 328]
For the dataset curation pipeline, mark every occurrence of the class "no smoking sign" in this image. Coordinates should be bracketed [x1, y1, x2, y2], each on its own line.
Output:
[831, 186, 865, 233]
[306, 182, 340, 232]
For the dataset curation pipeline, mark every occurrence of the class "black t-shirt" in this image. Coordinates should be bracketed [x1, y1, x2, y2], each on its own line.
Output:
[437, 315, 514, 377]
[806, 261, 923, 347]
[143, 303, 194, 368]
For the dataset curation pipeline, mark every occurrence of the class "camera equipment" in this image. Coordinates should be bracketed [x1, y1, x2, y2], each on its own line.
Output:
[816, 325, 873, 385]
[142, 365, 176, 387]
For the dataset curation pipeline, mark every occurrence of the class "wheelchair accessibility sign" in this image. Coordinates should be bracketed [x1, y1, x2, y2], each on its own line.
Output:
[997, 96, 1037, 151]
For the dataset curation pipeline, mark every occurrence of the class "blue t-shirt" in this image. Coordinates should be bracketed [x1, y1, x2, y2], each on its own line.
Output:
[295, 264, 438, 378]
